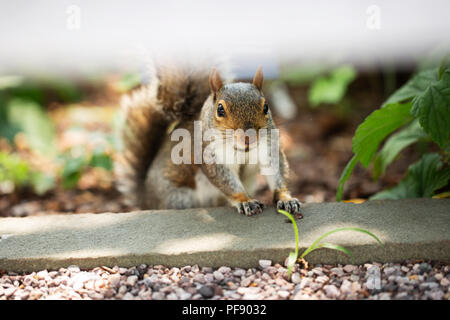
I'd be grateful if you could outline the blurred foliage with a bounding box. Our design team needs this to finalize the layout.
[6,98,56,155]
[114,73,141,93]
[371,153,450,200]
[337,63,450,201]
[0,152,55,195]
[59,147,113,190]
[279,64,357,108]
[0,75,115,195]
[308,65,357,107]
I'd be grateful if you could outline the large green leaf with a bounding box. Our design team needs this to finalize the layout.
[336,155,359,201]
[373,120,427,180]
[411,70,450,148]
[353,102,414,167]
[7,98,56,155]
[308,65,356,107]
[382,68,439,107]
[61,155,86,189]
[371,153,450,200]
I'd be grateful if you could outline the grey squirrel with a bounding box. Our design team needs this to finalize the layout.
[115,62,301,216]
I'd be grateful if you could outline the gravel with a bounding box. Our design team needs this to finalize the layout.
[0,260,448,300]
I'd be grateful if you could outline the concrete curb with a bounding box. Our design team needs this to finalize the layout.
[0,199,449,272]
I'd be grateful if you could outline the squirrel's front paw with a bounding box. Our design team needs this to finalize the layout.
[276,198,302,214]
[235,200,264,216]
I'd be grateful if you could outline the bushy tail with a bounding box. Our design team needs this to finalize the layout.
[115,61,223,207]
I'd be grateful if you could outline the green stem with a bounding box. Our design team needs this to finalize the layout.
[278,210,299,258]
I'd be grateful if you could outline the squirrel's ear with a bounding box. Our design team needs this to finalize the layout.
[209,68,223,98]
[252,66,264,90]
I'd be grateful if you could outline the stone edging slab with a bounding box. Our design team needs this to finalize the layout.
[0,199,449,272]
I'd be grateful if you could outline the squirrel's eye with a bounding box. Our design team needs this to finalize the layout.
[263,103,269,115]
[217,103,225,117]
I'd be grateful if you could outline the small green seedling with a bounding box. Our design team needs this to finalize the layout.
[278,209,383,279]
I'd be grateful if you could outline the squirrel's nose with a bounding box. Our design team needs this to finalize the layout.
[236,132,257,148]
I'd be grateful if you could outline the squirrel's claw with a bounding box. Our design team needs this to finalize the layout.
[235,200,264,216]
[276,198,302,215]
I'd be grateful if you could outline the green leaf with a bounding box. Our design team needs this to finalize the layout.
[31,172,55,195]
[353,102,414,167]
[0,152,30,186]
[411,70,450,148]
[336,155,359,201]
[308,65,356,106]
[116,73,142,92]
[382,68,439,107]
[301,227,382,259]
[0,75,24,90]
[278,209,299,256]
[279,64,329,85]
[373,120,427,180]
[286,252,297,279]
[61,155,86,189]
[314,243,353,259]
[89,150,113,171]
[370,153,450,200]
[6,98,56,155]
[278,209,300,279]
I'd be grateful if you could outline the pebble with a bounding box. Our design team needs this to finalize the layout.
[152,292,165,300]
[395,292,410,300]
[330,267,344,276]
[419,282,439,290]
[343,265,357,273]
[240,277,252,287]
[204,273,214,283]
[299,277,312,289]
[378,292,391,300]
[383,267,396,276]
[126,275,138,287]
[213,271,224,281]
[340,279,352,294]
[0,260,447,300]
[291,273,301,284]
[243,293,261,300]
[233,269,246,277]
[350,274,360,282]
[199,285,215,299]
[258,260,272,269]
[193,273,205,284]
[278,290,290,299]
[419,263,432,274]
[218,266,231,274]
[434,273,443,281]
[315,276,329,284]
[68,265,80,273]
[109,274,121,288]
[324,285,340,298]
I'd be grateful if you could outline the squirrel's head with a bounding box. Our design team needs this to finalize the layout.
[208,67,270,151]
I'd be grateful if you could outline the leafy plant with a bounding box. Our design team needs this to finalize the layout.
[308,65,357,107]
[0,152,55,195]
[59,147,113,189]
[337,64,450,201]
[278,209,382,279]
[278,64,357,108]
[6,98,57,155]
